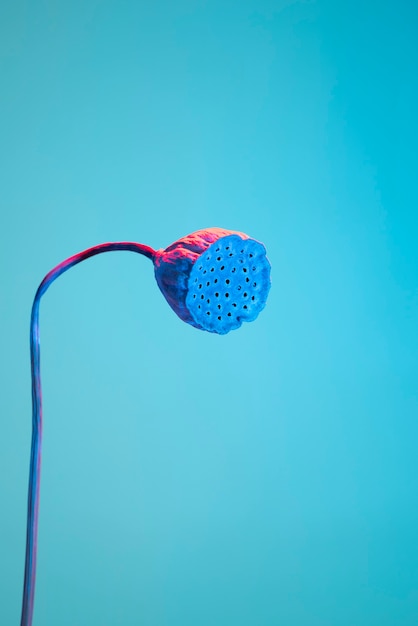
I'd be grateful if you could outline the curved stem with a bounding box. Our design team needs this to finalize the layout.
[21,242,156,626]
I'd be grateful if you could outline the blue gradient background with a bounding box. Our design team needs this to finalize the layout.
[1,1,417,625]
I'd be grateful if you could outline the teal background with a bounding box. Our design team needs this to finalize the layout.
[1,1,417,625]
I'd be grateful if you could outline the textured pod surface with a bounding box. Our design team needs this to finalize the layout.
[186,234,271,334]
[154,227,271,334]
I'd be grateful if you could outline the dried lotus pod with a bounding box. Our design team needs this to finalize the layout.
[21,226,271,626]
[153,227,271,334]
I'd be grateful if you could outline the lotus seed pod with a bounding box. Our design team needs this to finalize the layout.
[153,227,271,334]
